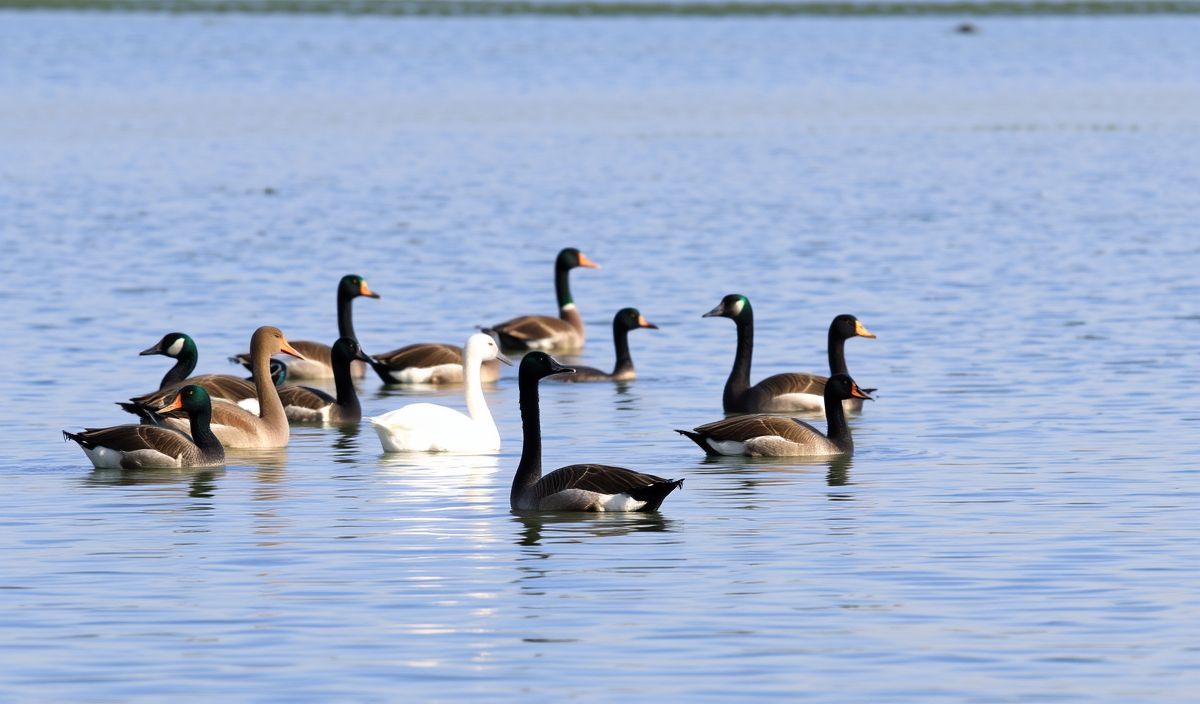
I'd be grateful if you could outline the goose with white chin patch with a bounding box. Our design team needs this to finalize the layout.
[677,374,872,457]
[704,294,877,416]
[483,247,599,353]
[368,333,510,453]
[510,351,683,512]
[120,332,270,419]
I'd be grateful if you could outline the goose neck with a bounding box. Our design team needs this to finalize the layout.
[187,402,223,458]
[512,373,544,506]
[724,313,754,412]
[336,287,357,340]
[824,388,853,453]
[828,326,849,376]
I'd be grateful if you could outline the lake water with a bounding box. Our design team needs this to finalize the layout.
[2,9,1199,701]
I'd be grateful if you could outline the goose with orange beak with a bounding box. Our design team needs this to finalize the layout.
[484,248,599,353]
[548,307,658,382]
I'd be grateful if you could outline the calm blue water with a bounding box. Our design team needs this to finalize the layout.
[1,10,1199,702]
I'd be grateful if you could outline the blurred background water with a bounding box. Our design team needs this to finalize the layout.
[1,9,1198,702]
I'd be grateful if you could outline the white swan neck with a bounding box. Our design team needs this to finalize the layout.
[462,347,498,440]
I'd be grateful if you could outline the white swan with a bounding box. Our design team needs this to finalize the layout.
[369,333,510,453]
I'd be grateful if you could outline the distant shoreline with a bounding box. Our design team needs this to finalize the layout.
[4,0,1200,17]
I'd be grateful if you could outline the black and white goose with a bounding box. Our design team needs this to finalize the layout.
[231,274,379,380]
[64,385,225,469]
[677,374,872,457]
[484,248,599,353]
[139,332,198,389]
[510,352,683,512]
[704,294,876,415]
[278,337,371,422]
[548,307,657,383]
[121,332,271,420]
[367,342,502,385]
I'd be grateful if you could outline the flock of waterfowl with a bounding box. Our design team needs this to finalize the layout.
[63,248,877,513]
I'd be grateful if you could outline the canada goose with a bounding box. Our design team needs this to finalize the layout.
[278,337,372,422]
[64,385,224,469]
[230,274,378,379]
[368,333,510,452]
[548,308,657,382]
[367,342,502,385]
[139,332,198,389]
[704,295,876,415]
[157,326,304,449]
[677,374,872,457]
[484,248,599,353]
[510,352,683,512]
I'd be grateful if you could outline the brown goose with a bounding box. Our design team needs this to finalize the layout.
[704,295,876,415]
[230,274,379,380]
[278,337,371,422]
[64,385,224,469]
[367,342,502,385]
[158,326,304,449]
[510,352,683,512]
[485,248,599,353]
[678,374,872,457]
[548,308,657,382]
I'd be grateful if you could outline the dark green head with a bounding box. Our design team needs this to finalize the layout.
[825,373,874,402]
[338,274,380,300]
[331,336,372,366]
[140,332,196,359]
[156,384,213,416]
[702,294,751,321]
[555,248,600,272]
[615,307,658,332]
[519,351,575,382]
[830,314,877,341]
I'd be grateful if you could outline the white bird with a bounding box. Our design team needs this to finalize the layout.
[369,333,511,453]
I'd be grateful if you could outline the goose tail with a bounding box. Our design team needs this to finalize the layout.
[629,479,684,511]
[675,429,719,456]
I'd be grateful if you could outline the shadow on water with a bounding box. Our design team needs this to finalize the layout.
[81,466,225,498]
[511,511,674,547]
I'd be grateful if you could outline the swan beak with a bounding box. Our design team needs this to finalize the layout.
[638,315,658,329]
[139,342,163,356]
[497,354,514,366]
[279,339,307,360]
[577,253,600,269]
[157,393,185,414]
[359,281,381,299]
[702,303,724,318]
[850,384,873,400]
[855,320,877,339]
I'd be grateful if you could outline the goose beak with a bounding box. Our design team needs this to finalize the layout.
[702,303,724,318]
[157,393,185,414]
[354,348,373,363]
[850,384,873,400]
[638,315,658,329]
[497,354,514,366]
[855,320,877,339]
[577,253,600,269]
[547,357,575,376]
[139,343,162,356]
[279,339,307,360]
[359,282,381,299]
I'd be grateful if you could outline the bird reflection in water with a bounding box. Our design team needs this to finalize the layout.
[82,466,225,499]
[512,511,673,547]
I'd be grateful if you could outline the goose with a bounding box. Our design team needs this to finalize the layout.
[278,337,372,422]
[139,332,198,389]
[230,274,379,380]
[155,326,304,449]
[510,351,684,512]
[677,374,872,457]
[484,248,599,353]
[703,294,876,415]
[64,385,224,469]
[368,333,510,453]
[367,342,502,385]
[548,308,657,382]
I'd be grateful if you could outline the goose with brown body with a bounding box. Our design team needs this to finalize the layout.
[510,352,683,512]
[678,374,872,457]
[367,342,502,385]
[230,275,379,380]
[484,248,599,353]
[548,308,657,382]
[159,326,304,449]
[64,385,225,469]
[704,295,876,416]
[278,337,372,422]
[120,332,269,419]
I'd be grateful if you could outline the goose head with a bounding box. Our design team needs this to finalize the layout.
[252,326,306,359]
[520,351,575,381]
[338,274,380,300]
[616,307,658,332]
[556,248,600,271]
[831,314,876,340]
[156,384,213,415]
[140,332,195,359]
[826,373,873,402]
[465,332,513,365]
[702,293,751,321]
[331,337,373,368]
